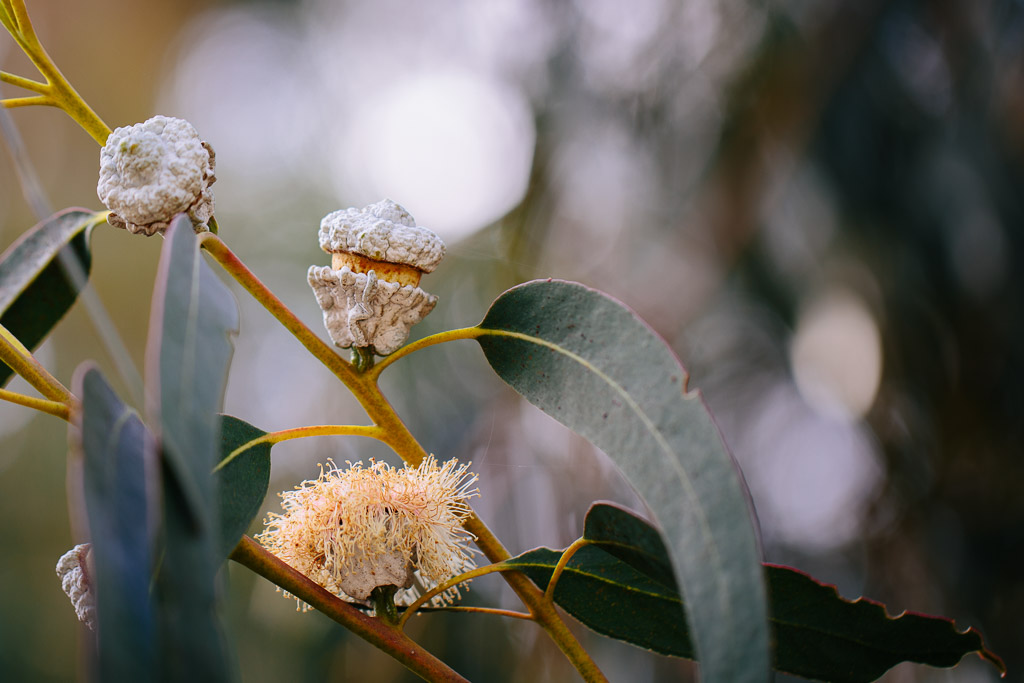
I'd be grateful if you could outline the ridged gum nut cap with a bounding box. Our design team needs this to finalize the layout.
[318,199,446,273]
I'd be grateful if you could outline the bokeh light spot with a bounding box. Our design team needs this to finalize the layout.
[791,289,882,421]
[334,69,535,241]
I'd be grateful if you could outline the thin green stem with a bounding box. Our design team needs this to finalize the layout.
[0,1,17,35]
[398,562,516,630]
[371,585,400,625]
[28,52,110,144]
[0,0,110,144]
[0,323,74,404]
[351,346,375,373]
[544,538,592,603]
[0,70,48,94]
[8,0,35,44]
[369,327,483,379]
[0,387,69,420]
[230,536,469,683]
[409,605,534,621]
[2,94,52,108]
[214,424,386,472]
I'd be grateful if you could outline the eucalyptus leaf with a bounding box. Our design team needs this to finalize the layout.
[215,415,271,559]
[509,545,694,658]
[73,363,157,681]
[146,216,239,682]
[502,503,1005,682]
[0,208,99,386]
[475,279,768,683]
[767,563,1004,682]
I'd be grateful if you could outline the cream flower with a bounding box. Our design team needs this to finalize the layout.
[308,200,445,355]
[97,115,216,235]
[256,456,478,610]
[55,544,96,630]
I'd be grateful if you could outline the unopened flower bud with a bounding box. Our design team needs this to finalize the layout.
[55,544,96,630]
[97,115,216,236]
[308,200,445,355]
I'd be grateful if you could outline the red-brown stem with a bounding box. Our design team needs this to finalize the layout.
[230,536,469,683]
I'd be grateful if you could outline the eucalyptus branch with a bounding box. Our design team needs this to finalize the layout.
[0,387,70,420]
[230,536,470,683]
[214,423,387,471]
[0,0,110,144]
[198,233,606,680]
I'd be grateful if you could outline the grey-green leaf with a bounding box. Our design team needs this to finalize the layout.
[215,415,271,559]
[73,363,157,681]
[0,208,99,386]
[146,215,239,682]
[476,279,769,683]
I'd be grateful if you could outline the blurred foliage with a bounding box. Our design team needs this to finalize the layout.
[2,0,1022,681]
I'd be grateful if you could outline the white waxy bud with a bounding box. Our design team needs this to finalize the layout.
[97,115,216,236]
[308,200,445,355]
[55,544,96,630]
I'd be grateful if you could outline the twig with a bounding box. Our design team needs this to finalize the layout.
[0,388,70,420]
[214,423,387,471]
[230,536,470,683]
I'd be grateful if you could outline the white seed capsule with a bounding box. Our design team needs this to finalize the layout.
[309,200,445,355]
[55,544,96,630]
[97,115,216,236]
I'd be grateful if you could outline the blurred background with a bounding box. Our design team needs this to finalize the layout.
[2,0,1022,681]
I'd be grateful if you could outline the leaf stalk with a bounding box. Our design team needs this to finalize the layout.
[0,387,69,419]
[214,423,387,472]
[0,322,74,405]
